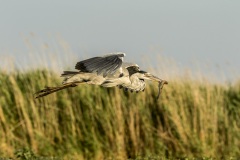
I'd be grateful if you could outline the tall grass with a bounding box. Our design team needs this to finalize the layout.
[0,68,239,159]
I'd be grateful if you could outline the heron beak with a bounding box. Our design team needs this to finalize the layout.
[145,73,168,84]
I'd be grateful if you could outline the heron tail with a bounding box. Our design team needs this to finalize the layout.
[34,83,77,99]
[61,71,79,77]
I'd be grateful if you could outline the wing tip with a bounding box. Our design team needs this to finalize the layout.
[75,62,85,70]
[103,52,126,58]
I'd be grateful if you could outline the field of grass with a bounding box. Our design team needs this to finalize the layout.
[0,66,239,159]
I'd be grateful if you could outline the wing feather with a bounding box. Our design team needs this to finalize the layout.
[75,52,125,77]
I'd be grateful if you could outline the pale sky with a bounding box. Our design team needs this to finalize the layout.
[0,1,239,81]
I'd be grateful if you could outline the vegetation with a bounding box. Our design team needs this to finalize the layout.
[0,69,239,160]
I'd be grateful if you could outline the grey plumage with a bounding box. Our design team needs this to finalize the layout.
[34,52,168,99]
[75,53,124,77]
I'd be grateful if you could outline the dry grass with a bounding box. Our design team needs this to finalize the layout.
[0,69,239,159]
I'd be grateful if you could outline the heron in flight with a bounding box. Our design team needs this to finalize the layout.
[35,52,168,99]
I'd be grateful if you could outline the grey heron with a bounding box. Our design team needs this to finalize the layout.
[35,52,168,99]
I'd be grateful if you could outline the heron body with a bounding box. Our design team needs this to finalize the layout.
[35,52,167,98]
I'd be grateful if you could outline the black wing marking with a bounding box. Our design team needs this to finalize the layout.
[75,53,124,77]
[126,65,140,76]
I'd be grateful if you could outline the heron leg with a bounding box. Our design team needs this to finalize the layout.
[34,83,79,99]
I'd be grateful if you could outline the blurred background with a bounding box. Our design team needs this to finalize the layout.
[0,0,239,80]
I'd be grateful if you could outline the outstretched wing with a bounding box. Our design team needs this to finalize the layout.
[75,52,125,77]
